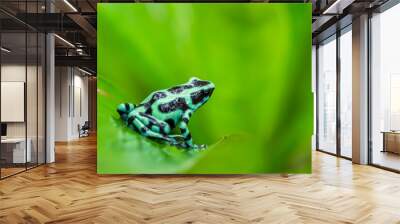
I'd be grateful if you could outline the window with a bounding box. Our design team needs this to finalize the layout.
[317,36,337,154]
[339,28,352,158]
[0,2,46,179]
[371,3,400,171]
[312,46,317,151]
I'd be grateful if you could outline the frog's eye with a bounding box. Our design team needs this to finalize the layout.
[189,77,199,83]
[192,79,209,87]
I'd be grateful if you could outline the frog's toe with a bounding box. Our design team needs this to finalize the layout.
[169,142,206,150]
[191,144,207,150]
[117,103,136,121]
[198,144,207,149]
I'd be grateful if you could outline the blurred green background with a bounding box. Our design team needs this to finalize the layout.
[97,3,312,174]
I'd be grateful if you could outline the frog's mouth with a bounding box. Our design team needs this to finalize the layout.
[204,88,214,98]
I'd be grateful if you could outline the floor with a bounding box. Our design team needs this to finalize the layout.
[0,167,25,178]
[0,136,400,223]
[1,163,43,178]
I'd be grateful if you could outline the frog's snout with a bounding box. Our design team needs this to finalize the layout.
[209,83,215,93]
[206,83,215,98]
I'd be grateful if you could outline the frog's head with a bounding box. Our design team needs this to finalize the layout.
[117,103,136,121]
[188,77,215,111]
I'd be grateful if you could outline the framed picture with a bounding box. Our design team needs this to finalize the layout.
[98,3,312,174]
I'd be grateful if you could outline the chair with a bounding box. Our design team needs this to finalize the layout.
[79,121,90,138]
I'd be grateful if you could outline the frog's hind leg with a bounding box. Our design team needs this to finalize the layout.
[127,114,178,145]
[137,112,172,136]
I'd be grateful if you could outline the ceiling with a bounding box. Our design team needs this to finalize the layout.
[0,0,393,73]
[1,0,97,73]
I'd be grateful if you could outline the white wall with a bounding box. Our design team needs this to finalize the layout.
[72,73,89,138]
[55,67,89,141]
[1,63,46,164]
[1,65,38,137]
[55,66,69,141]
[1,65,27,140]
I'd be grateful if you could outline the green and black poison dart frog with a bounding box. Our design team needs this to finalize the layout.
[117,77,215,149]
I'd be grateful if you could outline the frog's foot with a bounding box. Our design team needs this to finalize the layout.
[175,142,207,150]
[193,144,207,150]
[117,103,136,121]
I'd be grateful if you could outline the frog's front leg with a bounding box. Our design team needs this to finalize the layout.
[126,112,178,145]
[117,103,136,121]
[177,111,206,149]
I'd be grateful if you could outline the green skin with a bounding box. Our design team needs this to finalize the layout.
[117,77,215,149]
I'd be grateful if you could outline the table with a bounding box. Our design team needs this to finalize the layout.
[1,138,31,163]
[382,131,400,154]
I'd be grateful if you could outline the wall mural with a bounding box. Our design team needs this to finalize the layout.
[97,3,312,174]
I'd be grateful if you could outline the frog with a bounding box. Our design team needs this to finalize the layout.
[117,77,215,149]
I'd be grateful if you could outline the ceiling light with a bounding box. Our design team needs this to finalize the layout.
[322,0,354,15]
[54,34,75,48]
[1,47,11,53]
[63,0,78,12]
[323,0,343,14]
[78,67,93,76]
[76,48,85,56]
